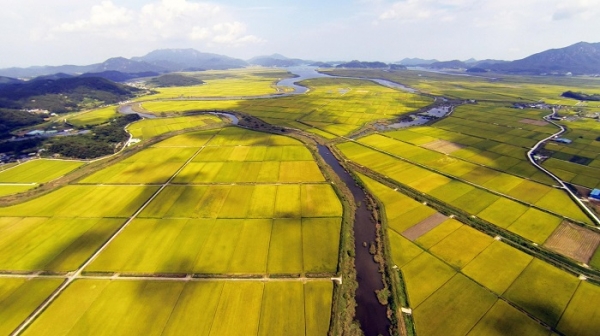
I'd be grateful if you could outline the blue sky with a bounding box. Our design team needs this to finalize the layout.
[1,0,600,68]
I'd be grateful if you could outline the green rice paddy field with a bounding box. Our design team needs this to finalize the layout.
[127,115,222,140]
[0,126,341,335]
[68,106,120,126]
[359,174,600,336]
[0,159,85,197]
[138,77,432,137]
[136,68,293,101]
[0,159,84,184]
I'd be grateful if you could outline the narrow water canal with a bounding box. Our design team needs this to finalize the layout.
[318,145,390,336]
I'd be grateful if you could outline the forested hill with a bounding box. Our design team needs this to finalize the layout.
[488,42,600,75]
[0,77,139,113]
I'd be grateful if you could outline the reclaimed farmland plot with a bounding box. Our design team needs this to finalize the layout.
[543,221,600,264]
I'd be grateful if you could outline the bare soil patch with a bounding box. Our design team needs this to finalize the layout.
[422,140,466,154]
[403,212,448,241]
[544,221,600,263]
[519,119,549,126]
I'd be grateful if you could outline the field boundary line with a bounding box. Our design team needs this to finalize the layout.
[0,272,335,282]
[555,280,583,329]
[462,296,498,336]
[205,282,227,336]
[9,134,216,336]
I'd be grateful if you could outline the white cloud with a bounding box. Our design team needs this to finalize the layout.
[54,1,132,33]
[212,22,265,45]
[379,0,438,21]
[553,0,600,21]
[50,0,264,46]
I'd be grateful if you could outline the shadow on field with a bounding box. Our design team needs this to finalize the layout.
[489,300,561,335]
[0,225,118,274]
[157,255,197,275]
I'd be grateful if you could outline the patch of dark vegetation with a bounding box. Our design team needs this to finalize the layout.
[466,67,488,73]
[562,91,600,101]
[0,77,139,113]
[569,155,594,166]
[0,138,43,156]
[149,74,205,87]
[79,71,160,83]
[48,114,140,159]
[552,152,573,161]
[0,109,45,138]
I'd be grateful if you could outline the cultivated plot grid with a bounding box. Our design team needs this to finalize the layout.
[360,174,600,336]
[0,127,343,336]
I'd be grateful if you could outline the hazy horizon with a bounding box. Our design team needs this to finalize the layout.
[2,0,600,68]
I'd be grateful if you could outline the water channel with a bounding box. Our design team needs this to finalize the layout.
[279,66,418,94]
[318,145,390,336]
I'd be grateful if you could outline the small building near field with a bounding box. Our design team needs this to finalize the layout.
[590,189,600,201]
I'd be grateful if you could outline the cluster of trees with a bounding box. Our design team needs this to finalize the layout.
[48,114,140,159]
[0,138,42,155]
[0,109,45,138]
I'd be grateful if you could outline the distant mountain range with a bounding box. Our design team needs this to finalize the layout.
[336,60,406,70]
[0,49,250,79]
[247,54,310,67]
[398,42,600,75]
[1,42,600,80]
[398,58,439,66]
[132,49,248,71]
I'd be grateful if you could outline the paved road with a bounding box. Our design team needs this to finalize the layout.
[526,109,600,226]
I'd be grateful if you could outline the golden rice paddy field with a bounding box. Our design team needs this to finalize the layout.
[0,126,342,335]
